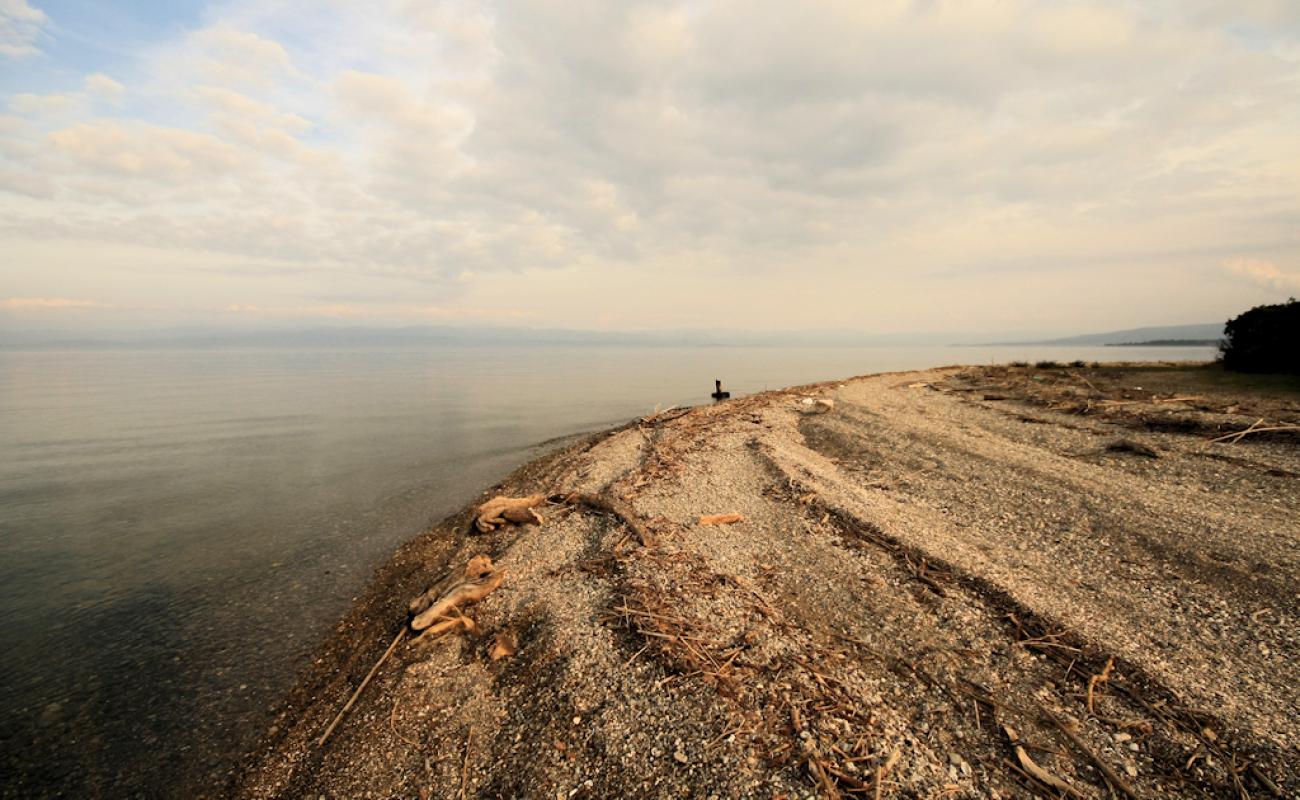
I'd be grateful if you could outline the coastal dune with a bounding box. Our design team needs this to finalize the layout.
[236,365,1298,799]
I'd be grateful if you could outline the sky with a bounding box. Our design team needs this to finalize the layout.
[1,0,1299,338]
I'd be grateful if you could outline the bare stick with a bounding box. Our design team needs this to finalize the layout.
[459,726,473,800]
[1087,656,1114,713]
[1038,703,1141,800]
[561,492,655,546]
[1209,418,1264,444]
[1209,424,1300,444]
[874,749,900,800]
[319,627,407,747]
[1003,724,1084,799]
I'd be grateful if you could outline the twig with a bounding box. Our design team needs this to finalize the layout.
[319,627,408,746]
[1038,702,1141,800]
[1087,656,1114,713]
[874,749,900,800]
[1248,763,1282,797]
[390,695,422,747]
[809,756,842,800]
[1003,723,1084,799]
[1209,423,1300,444]
[459,726,473,800]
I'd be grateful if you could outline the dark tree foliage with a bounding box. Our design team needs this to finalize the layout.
[1220,298,1300,374]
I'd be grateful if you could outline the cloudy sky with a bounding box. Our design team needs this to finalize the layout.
[1,0,1298,337]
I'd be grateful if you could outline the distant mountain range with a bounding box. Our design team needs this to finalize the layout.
[985,323,1224,347]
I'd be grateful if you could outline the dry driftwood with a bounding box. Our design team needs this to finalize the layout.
[474,494,545,533]
[1002,723,1083,798]
[698,512,745,526]
[409,554,506,631]
[560,492,655,546]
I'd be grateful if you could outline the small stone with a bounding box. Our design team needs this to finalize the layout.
[572,716,581,726]
[1125,764,1138,778]
[1114,732,1131,743]
[673,750,688,764]
[1129,743,1140,752]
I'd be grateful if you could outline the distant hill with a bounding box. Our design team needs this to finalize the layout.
[993,323,1224,347]
[1105,339,1220,347]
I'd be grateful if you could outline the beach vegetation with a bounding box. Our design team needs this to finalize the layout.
[1220,298,1299,374]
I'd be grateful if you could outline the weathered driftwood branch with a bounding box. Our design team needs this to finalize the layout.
[559,492,655,546]
[474,494,545,533]
[319,627,408,747]
[409,554,506,630]
[698,513,744,526]
[1002,723,1083,799]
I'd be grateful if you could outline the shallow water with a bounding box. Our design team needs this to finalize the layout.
[0,344,1213,797]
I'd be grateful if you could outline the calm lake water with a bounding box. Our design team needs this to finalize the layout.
[0,344,1214,797]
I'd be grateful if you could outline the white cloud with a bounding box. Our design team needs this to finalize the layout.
[1224,258,1300,293]
[2,296,100,309]
[48,121,247,181]
[186,24,298,86]
[0,0,45,58]
[84,73,125,97]
[8,92,76,115]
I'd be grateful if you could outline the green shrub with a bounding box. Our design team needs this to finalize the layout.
[1009,361,1029,367]
[1220,298,1299,374]
[1069,360,1086,368]
[1035,360,1062,369]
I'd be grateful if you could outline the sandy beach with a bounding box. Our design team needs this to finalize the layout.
[233,363,1298,799]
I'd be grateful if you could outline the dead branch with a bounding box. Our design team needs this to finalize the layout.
[413,614,477,642]
[459,727,473,800]
[474,494,545,533]
[1038,702,1141,800]
[1248,763,1282,797]
[560,492,655,546]
[1087,656,1114,713]
[875,749,900,800]
[1208,422,1300,444]
[698,512,745,526]
[410,555,506,631]
[319,627,408,747]
[1002,723,1083,799]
